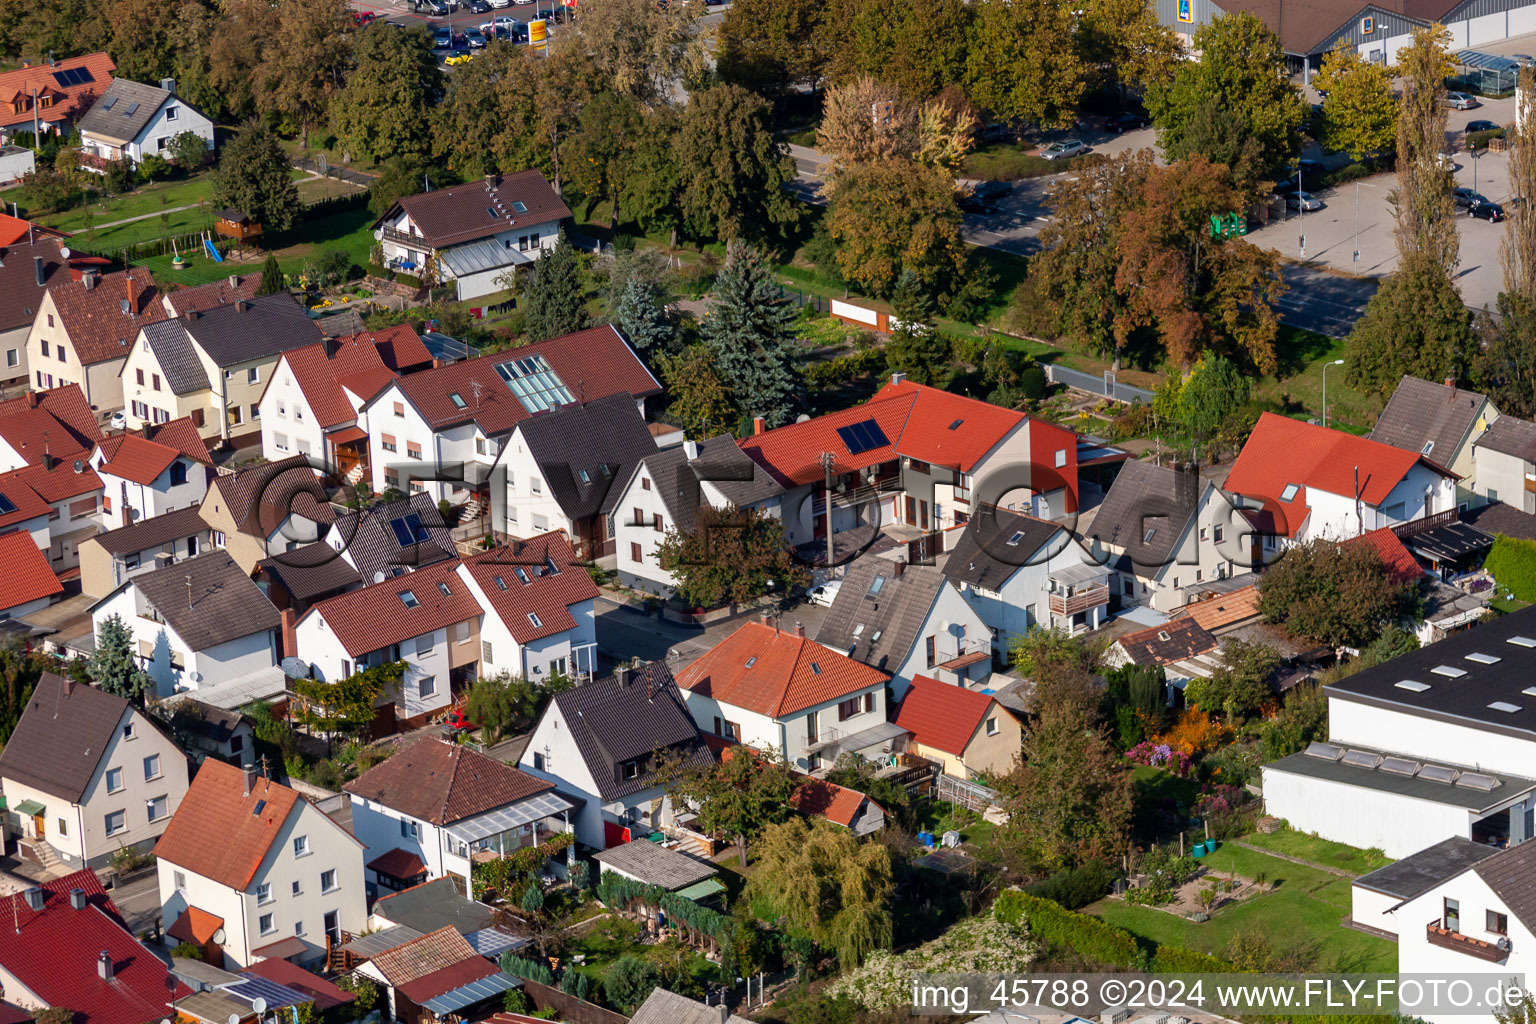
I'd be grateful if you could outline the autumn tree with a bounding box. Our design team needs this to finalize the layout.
[1075,0,1182,98]
[717,0,829,99]
[675,84,800,244]
[660,746,799,865]
[207,0,276,122]
[817,78,976,179]
[1505,64,1536,301]
[655,505,810,608]
[552,0,701,103]
[658,345,736,438]
[330,22,442,162]
[700,242,799,426]
[250,0,351,145]
[433,45,570,180]
[1257,539,1424,648]
[1313,40,1397,161]
[820,0,971,98]
[1393,24,1459,272]
[827,159,967,299]
[212,121,303,231]
[966,0,1087,130]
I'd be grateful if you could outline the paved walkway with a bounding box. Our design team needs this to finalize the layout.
[1229,839,1356,878]
[92,202,201,230]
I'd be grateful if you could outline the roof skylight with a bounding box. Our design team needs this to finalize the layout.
[1395,679,1431,692]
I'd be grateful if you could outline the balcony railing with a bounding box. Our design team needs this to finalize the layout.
[1426,920,1510,962]
[1390,507,1459,541]
[937,638,993,672]
[380,225,427,247]
[1050,581,1111,615]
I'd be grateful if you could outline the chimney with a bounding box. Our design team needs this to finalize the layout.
[97,950,113,981]
[22,888,43,912]
[160,78,176,96]
[683,439,699,460]
[484,173,497,187]
[236,299,251,313]
[894,556,906,578]
[242,763,259,797]
[1445,377,1455,389]
[794,621,805,638]
[760,612,772,626]
[752,417,766,436]
[83,269,97,290]
[717,1006,729,1024]
[184,309,199,323]
[280,608,297,660]
[68,888,86,911]
[891,372,907,385]
[125,271,135,312]
[33,256,43,288]
[25,392,38,409]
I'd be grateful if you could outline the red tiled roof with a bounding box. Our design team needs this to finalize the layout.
[153,760,302,890]
[281,341,395,430]
[167,905,223,945]
[161,273,260,316]
[460,533,599,644]
[894,675,997,757]
[47,267,165,367]
[333,324,433,374]
[0,530,62,612]
[368,848,428,879]
[1113,618,1219,666]
[240,959,356,1012]
[740,394,910,486]
[0,384,103,465]
[789,777,872,828]
[344,737,553,826]
[93,433,182,485]
[0,869,189,1024]
[1224,414,1456,538]
[872,378,1026,471]
[0,467,60,529]
[675,620,890,718]
[303,559,482,657]
[10,458,102,503]
[137,417,214,466]
[0,214,69,247]
[367,926,482,987]
[386,326,659,434]
[0,54,116,131]
[1348,526,1425,584]
[396,956,501,1004]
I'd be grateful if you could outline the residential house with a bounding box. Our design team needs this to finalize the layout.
[154,760,367,969]
[0,529,64,619]
[0,672,190,869]
[1470,415,1536,512]
[0,383,104,471]
[1349,836,1499,940]
[89,550,285,706]
[0,54,116,142]
[0,234,69,389]
[675,619,898,773]
[361,325,659,507]
[367,876,496,942]
[75,77,213,169]
[499,392,657,558]
[344,737,576,898]
[815,556,992,700]
[518,661,714,848]
[944,508,1109,648]
[1371,375,1499,506]
[787,776,886,836]
[454,533,600,683]
[1101,618,1222,692]
[254,543,364,614]
[894,674,1021,779]
[1224,412,1460,550]
[612,434,786,595]
[373,170,572,300]
[199,456,335,573]
[79,506,210,598]
[123,293,325,443]
[293,558,482,724]
[1261,606,1536,857]
[0,454,107,571]
[0,870,191,1024]
[351,925,518,1024]
[259,326,432,478]
[629,988,755,1024]
[164,699,255,766]
[28,266,165,412]
[1087,459,1253,612]
[319,492,458,582]
[90,417,214,525]
[160,273,261,317]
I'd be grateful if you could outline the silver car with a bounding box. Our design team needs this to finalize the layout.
[1286,191,1324,212]
[1041,140,1088,161]
[1445,91,1479,110]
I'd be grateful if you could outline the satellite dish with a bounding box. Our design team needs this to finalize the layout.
[280,656,309,678]
[59,246,71,259]
[211,927,225,944]
[252,998,267,1015]
[73,459,83,474]
[187,670,202,683]
[373,571,386,584]
[128,507,140,520]
[229,1014,241,1024]
[796,413,810,423]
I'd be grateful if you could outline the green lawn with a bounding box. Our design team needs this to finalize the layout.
[961,144,1100,181]
[1239,828,1393,875]
[1252,325,1379,433]
[35,173,221,234]
[143,206,377,287]
[1491,596,1531,615]
[1088,844,1397,972]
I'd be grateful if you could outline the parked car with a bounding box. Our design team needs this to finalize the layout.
[1108,111,1148,134]
[350,10,376,25]
[441,709,477,734]
[445,49,474,64]
[465,27,487,47]
[1454,186,1489,209]
[1437,152,1456,171]
[1041,139,1088,160]
[487,0,513,8]
[1466,119,1501,133]
[1286,191,1323,211]
[959,195,1000,215]
[1296,159,1327,179]
[432,25,453,47]
[807,580,843,607]
[1471,200,1506,222]
[973,180,1012,201]
[419,0,453,13]
[1271,178,1300,197]
[465,0,491,10]
[108,411,126,431]
[1446,91,1479,110]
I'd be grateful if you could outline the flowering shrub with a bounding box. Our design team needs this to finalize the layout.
[1125,741,1192,776]
[828,916,1036,1010]
[1195,784,1257,839]
[1155,709,1232,755]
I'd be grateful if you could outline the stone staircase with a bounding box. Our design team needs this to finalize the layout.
[459,497,484,523]
[22,839,63,875]
[345,462,366,485]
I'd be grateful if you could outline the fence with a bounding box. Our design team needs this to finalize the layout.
[522,980,628,1024]
[934,772,1002,814]
[1044,364,1155,404]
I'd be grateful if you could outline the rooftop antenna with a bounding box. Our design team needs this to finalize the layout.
[185,574,193,608]
[471,379,483,409]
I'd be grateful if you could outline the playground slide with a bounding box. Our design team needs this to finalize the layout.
[204,239,224,263]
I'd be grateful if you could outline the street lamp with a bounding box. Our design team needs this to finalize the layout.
[1322,358,1344,429]
[1353,181,1378,268]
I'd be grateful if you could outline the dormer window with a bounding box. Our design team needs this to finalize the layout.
[621,759,640,780]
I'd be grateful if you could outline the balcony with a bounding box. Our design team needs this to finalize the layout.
[380,225,428,247]
[1050,581,1111,616]
[937,638,993,673]
[1426,920,1510,962]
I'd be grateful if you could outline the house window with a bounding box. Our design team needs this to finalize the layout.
[293,835,310,857]
[652,513,662,532]
[1489,910,1509,935]
[416,633,434,656]
[400,819,420,840]
[621,759,640,780]
[259,913,275,935]
[124,553,140,571]
[136,369,145,385]
[132,400,149,419]
[419,675,436,698]
[321,869,337,893]
[247,367,260,385]
[457,620,471,644]
[532,514,547,531]
[381,434,398,452]
[1445,898,1460,931]
[174,871,186,893]
[838,697,862,721]
[482,641,493,664]
[46,314,52,328]
[143,754,161,780]
[105,810,125,835]
[38,339,45,357]
[294,920,305,936]
[531,476,542,494]
[228,405,244,426]
[925,635,936,668]
[476,437,486,455]
[864,693,875,714]
[57,818,67,836]
[641,477,651,491]
[152,373,161,391]
[399,590,420,609]
[986,716,999,736]
[533,752,546,771]
[528,612,543,627]
[123,722,135,740]
[292,880,302,896]
[257,882,273,905]
[165,106,177,120]
[406,442,422,460]
[393,402,404,417]
[5,350,15,368]
[1054,449,1067,468]
[633,506,644,527]
[169,462,187,486]
[106,767,124,793]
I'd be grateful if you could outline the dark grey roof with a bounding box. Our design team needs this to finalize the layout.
[1088,460,1201,571]
[142,320,212,395]
[130,550,282,649]
[169,699,251,745]
[1405,521,1492,563]
[1369,375,1489,462]
[517,393,657,520]
[327,493,456,584]
[1354,837,1498,900]
[1475,415,1536,464]
[942,509,1064,590]
[89,505,209,556]
[76,78,174,143]
[634,435,783,535]
[1265,742,1536,812]
[593,839,719,890]
[316,309,367,339]
[181,293,323,368]
[815,558,948,673]
[0,673,132,802]
[547,662,711,801]
[373,877,494,935]
[257,543,363,602]
[630,989,753,1024]
[1325,604,1536,739]
[1464,501,1536,542]
[1474,838,1536,931]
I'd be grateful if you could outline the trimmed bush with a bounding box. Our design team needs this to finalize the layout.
[993,891,1139,967]
[1024,860,1121,910]
[803,347,887,387]
[1466,128,1506,151]
[1486,533,1536,602]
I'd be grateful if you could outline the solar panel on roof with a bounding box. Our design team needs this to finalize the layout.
[390,514,427,546]
[493,353,574,413]
[835,418,890,455]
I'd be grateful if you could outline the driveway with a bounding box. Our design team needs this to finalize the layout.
[108,869,164,936]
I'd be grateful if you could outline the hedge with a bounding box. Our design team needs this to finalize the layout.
[500,953,556,985]
[993,891,1140,968]
[803,347,886,387]
[1485,533,1536,602]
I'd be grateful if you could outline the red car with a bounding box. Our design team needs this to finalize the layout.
[351,11,377,26]
[442,710,476,734]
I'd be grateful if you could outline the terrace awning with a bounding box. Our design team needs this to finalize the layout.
[443,791,575,844]
[418,972,521,1015]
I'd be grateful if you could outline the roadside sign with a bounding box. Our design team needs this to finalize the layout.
[530,18,547,44]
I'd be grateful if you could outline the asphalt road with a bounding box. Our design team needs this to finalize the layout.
[109,869,164,937]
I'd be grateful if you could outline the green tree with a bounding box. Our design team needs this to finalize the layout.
[675,84,800,245]
[330,23,441,162]
[826,158,967,300]
[1477,293,1536,418]
[562,90,643,226]
[821,0,970,98]
[434,45,556,180]
[212,120,302,231]
[1183,637,1280,721]
[966,0,1087,130]
[700,241,799,426]
[250,0,352,145]
[614,276,675,356]
[463,672,521,744]
[885,269,952,386]
[521,880,545,916]
[1076,0,1182,98]
[658,344,737,438]
[502,988,533,1015]
[522,233,589,342]
[290,662,404,742]
[603,955,661,1014]
[717,0,829,98]
[1007,626,1100,679]
[1313,40,1397,161]
[1505,64,1536,301]
[168,131,209,171]
[554,0,700,103]
[655,505,810,609]
[1344,250,1477,396]
[1392,24,1459,272]
[258,253,285,296]
[1178,354,1252,439]
[368,156,444,219]
[91,614,152,707]
[1145,13,1305,190]
[746,817,894,968]
[661,746,798,866]
[335,975,379,1015]
[1258,539,1424,647]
